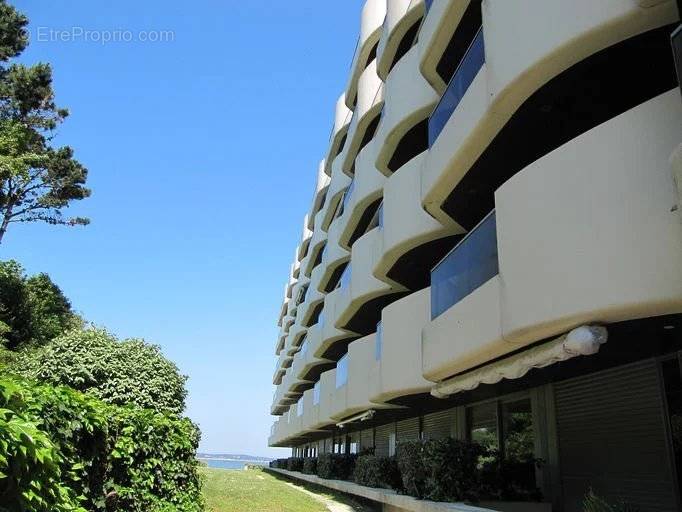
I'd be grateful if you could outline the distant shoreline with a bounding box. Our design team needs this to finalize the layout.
[197,457,269,463]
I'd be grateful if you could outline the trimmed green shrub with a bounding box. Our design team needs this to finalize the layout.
[316,453,357,480]
[11,327,188,414]
[269,459,288,469]
[396,441,427,498]
[302,457,317,475]
[286,457,304,472]
[421,437,485,502]
[353,455,402,490]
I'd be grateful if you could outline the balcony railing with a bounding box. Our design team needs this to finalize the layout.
[297,399,303,417]
[299,335,308,357]
[339,263,352,291]
[313,381,321,405]
[431,211,498,319]
[673,25,681,95]
[424,0,434,13]
[342,179,355,214]
[428,27,485,146]
[375,321,383,361]
[336,354,349,388]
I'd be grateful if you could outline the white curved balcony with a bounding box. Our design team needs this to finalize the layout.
[275,330,285,356]
[342,61,385,175]
[283,404,304,444]
[423,91,682,383]
[335,227,405,330]
[302,214,329,278]
[374,153,461,281]
[321,157,353,231]
[325,94,353,175]
[316,287,357,359]
[338,140,386,250]
[377,0,425,80]
[293,330,332,382]
[331,335,386,421]
[297,265,326,327]
[309,160,331,228]
[369,288,432,402]
[281,315,295,336]
[301,386,332,433]
[420,0,678,222]
[277,292,288,328]
[287,322,308,356]
[375,45,438,175]
[289,275,310,318]
[317,217,351,294]
[317,368,338,429]
[345,0,387,110]
[298,215,313,261]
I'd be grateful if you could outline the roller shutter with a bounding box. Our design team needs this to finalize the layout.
[360,428,374,451]
[423,409,456,440]
[397,417,420,442]
[375,422,394,457]
[554,359,678,512]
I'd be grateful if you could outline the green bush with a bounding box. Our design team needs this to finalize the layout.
[583,489,640,512]
[316,453,356,480]
[396,441,427,498]
[11,327,188,414]
[269,459,288,469]
[421,438,485,502]
[479,452,542,502]
[302,457,317,475]
[353,455,402,490]
[286,457,304,472]
[0,374,203,512]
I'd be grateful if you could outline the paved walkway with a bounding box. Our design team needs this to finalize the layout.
[283,480,371,512]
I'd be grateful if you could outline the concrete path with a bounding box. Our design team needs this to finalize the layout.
[283,480,371,512]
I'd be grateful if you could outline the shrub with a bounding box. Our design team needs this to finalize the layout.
[396,441,427,498]
[0,374,203,512]
[270,459,288,469]
[316,453,357,480]
[302,457,317,475]
[479,452,542,502]
[11,327,188,414]
[353,455,402,490]
[583,489,640,512]
[421,437,485,502]
[286,457,304,472]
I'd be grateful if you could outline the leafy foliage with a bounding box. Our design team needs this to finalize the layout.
[352,455,402,490]
[583,489,640,512]
[0,374,203,512]
[0,0,90,244]
[11,327,188,414]
[315,454,356,481]
[0,260,77,349]
[286,457,303,472]
[302,457,317,475]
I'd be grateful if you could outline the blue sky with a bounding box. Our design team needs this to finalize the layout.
[5,0,364,458]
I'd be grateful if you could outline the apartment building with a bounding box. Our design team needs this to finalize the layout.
[269,1,682,510]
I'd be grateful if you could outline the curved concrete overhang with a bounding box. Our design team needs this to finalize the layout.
[338,141,386,250]
[374,153,461,281]
[418,0,474,94]
[377,0,425,80]
[299,266,326,327]
[309,160,331,228]
[343,60,385,175]
[298,215,313,262]
[303,217,329,278]
[321,158,353,231]
[375,45,438,175]
[325,94,353,175]
[420,0,679,224]
[317,217,351,294]
[345,0,387,110]
[316,287,358,358]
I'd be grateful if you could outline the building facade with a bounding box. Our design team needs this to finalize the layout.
[269,1,682,511]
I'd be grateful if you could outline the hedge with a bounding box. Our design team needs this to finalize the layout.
[316,453,357,480]
[353,455,402,490]
[286,457,304,472]
[302,457,317,475]
[0,374,203,512]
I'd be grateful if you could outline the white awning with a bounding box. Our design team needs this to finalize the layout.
[431,325,608,399]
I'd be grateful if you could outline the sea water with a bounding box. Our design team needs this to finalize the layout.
[199,459,268,470]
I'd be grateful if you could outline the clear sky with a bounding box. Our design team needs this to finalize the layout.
[5,0,365,458]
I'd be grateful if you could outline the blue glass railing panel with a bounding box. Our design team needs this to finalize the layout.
[431,211,498,319]
[375,321,383,361]
[339,263,352,291]
[424,0,434,13]
[336,354,349,388]
[428,28,485,146]
[313,381,320,405]
[342,179,355,214]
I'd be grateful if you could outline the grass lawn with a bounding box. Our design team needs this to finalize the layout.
[201,467,369,512]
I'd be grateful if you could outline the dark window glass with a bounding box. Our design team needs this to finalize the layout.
[662,357,682,494]
[468,402,499,452]
[429,28,485,146]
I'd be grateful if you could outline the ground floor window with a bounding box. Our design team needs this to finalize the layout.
[467,396,536,488]
[661,355,682,496]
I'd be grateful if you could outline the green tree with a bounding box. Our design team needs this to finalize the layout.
[0,0,90,244]
[12,327,189,414]
[0,260,76,349]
